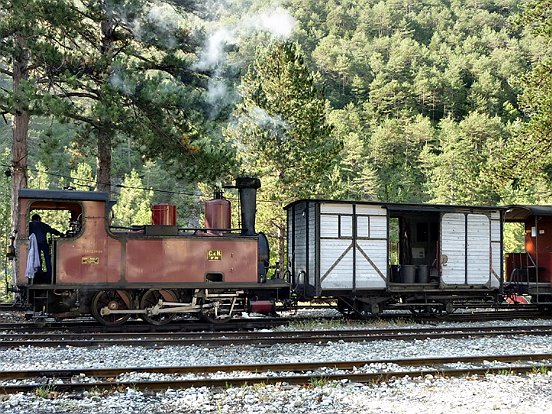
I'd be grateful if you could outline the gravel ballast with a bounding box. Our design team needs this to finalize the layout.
[2,373,552,413]
[1,316,552,413]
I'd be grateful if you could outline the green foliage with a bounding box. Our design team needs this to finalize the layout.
[140,160,201,228]
[325,104,380,200]
[421,112,506,204]
[70,163,95,191]
[28,162,70,233]
[112,170,154,227]
[369,115,433,202]
[503,222,525,253]
[308,376,329,388]
[232,42,341,199]
[28,162,50,191]
[493,0,552,202]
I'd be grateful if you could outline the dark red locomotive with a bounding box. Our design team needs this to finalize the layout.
[14,177,288,325]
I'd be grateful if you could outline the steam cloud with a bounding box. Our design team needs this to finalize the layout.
[194,5,296,117]
[195,7,296,71]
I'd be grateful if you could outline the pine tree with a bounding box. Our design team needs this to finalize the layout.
[37,1,235,192]
[70,163,95,191]
[0,0,78,234]
[112,169,154,227]
[226,41,341,266]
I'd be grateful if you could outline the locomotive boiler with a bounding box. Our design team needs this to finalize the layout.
[13,177,289,325]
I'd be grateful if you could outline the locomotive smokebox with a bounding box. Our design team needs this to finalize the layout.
[236,177,261,236]
[205,191,231,234]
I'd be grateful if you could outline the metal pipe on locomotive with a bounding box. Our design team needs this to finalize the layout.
[10,177,289,325]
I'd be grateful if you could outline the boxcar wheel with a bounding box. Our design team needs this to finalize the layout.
[91,290,131,326]
[140,289,177,325]
[337,298,354,316]
[409,304,442,315]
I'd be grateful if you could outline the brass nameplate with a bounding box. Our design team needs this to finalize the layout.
[82,257,99,265]
[208,250,222,261]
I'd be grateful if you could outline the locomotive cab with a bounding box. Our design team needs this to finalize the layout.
[15,190,110,314]
[16,190,110,287]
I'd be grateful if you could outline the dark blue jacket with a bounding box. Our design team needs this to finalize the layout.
[29,221,62,246]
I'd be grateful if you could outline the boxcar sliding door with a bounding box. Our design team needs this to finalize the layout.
[440,212,494,286]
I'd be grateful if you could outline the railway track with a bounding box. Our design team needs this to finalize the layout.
[1,324,552,348]
[1,353,551,394]
[0,308,548,334]
[0,317,291,334]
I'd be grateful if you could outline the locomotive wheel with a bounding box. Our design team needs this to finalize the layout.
[200,311,231,324]
[91,290,131,326]
[199,297,241,323]
[140,289,177,325]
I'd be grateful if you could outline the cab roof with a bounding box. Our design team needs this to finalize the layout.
[504,205,552,221]
[18,189,109,202]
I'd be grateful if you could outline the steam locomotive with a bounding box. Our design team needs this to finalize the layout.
[11,177,288,325]
[9,177,552,325]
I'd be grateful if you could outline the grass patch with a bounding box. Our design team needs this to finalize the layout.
[34,384,58,399]
[308,376,329,388]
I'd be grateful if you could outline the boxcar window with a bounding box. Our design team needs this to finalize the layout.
[357,215,370,238]
[320,215,339,238]
[339,215,353,238]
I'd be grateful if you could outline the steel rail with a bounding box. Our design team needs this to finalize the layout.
[1,325,552,348]
[1,359,551,394]
[2,323,552,339]
[1,353,551,381]
[0,310,547,333]
[0,318,291,333]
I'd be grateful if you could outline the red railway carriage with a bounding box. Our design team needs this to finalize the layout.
[504,206,552,306]
[14,178,288,325]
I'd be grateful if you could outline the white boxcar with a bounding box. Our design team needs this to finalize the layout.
[285,200,503,298]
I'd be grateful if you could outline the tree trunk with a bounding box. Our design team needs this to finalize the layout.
[9,32,30,286]
[96,128,112,193]
[94,18,116,194]
[10,32,29,235]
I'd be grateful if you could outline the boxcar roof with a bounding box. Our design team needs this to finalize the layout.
[284,199,503,213]
[19,189,109,202]
[504,205,552,221]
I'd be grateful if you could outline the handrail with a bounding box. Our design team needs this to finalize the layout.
[508,251,537,285]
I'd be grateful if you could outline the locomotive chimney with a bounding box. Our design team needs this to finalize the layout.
[235,176,261,236]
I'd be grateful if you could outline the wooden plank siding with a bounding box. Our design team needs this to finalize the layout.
[441,212,500,287]
[319,203,387,291]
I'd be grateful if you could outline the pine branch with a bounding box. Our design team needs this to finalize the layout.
[0,66,12,76]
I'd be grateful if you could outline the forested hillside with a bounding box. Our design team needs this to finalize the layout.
[0,0,551,268]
